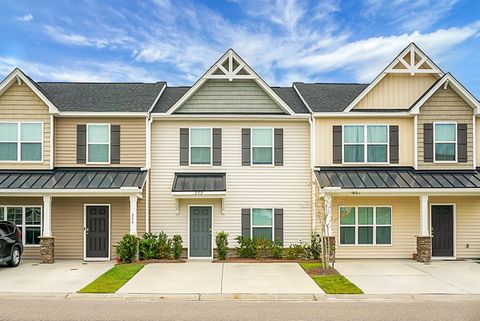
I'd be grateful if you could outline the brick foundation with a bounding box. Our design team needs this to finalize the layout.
[416,236,432,263]
[39,236,55,264]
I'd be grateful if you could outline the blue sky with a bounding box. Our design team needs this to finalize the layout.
[1,0,479,96]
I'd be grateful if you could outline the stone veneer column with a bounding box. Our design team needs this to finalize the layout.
[39,236,55,264]
[416,236,432,263]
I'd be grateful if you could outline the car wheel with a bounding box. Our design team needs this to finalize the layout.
[7,247,21,267]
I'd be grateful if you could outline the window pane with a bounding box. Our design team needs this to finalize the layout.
[0,123,17,141]
[358,207,373,225]
[435,123,455,142]
[191,147,211,164]
[358,227,373,244]
[252,208,272,226]
[376,227,391,244]
[21,143,41,161]
[252,227,272,241]
[340,227,355,244]
[88,125,109,143]
[435,143,455,161]
[376,207,391,225]
[25,207,41,225]
[340,207,355,225]
[0,142,18,160]
[252,129,272,146]
[367,145,387,162]
[367,125,387,143]
[191,128,211,145]
[344,126,364,144]
[344,145,364,162]
[88,144,109,162]
[252,147,272,164]
[21,123,42,141]
[0,207,3,220]
[7,207,22,225]
[25,227,41,245]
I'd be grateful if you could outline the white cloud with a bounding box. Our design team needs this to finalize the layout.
[15,14,33,22]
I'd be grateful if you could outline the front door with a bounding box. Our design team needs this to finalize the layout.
[85,206,109,259]
[431,205,454,257]
[189,206,212,258]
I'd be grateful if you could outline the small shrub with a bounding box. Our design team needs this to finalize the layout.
[139,233,159,260]
[235,236,256,258]
[158,232,172,259]
[215,231,229,260]
[116,234,138,263]
[310,233,322,260]
[270,240,283,259]
[284,243,307,260]
[255,238,272,260]
[172,234,183,260]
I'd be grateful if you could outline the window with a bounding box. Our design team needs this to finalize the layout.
[339,206,391,245]
[252,208,273,241]
[87,124,110,163]
[0,122,42,162]
[190,128,212,165]
[434,123,456,162]
[1,206,42,245]
[343,125,388,163]
[252,128,273,165]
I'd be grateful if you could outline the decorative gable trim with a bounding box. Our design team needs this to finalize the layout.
[165,49,295,115]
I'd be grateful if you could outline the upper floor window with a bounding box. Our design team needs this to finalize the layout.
[0,122,42,162]
[87,124,110,164]
[190,128,212,165]
[434,123,456,162]
[252,128,273,165]
[343,125,388,163]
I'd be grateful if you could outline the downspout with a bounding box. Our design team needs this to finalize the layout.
[145,116,153,233]
[309,114,316,233]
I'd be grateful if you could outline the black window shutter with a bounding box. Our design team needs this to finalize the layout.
[180,128,189,166]
[274,208,284,244]
[241,208,251,238]
[213,128,222,166]
[423,123,433,162]
[389,125,399,164]
[274,128,284,166]
[76,124,86,164]
[333,126,342,164]
[458,123,468,163]
[242,128,251,166]
[111,125,120,164]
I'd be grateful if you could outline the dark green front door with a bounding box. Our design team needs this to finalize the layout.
[190,206,212,257]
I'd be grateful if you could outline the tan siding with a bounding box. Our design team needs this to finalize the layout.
[315,117,414,166]
[150,120,312,246]
[354,74,436,109]
[417,87,474,169]
[0,83,51,169]
[137,189,146,235]
[55,117,146,167]
[176,79,284,113]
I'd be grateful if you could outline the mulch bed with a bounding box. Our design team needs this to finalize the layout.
[212,258,322,263]
[116,259,186,265]
[305,267,339,276]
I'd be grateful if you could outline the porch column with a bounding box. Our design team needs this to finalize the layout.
[419,195,429,236]
[39,195,54,264]
[129,195,138,235]
[417,195,432,263]
[42,195,52,236]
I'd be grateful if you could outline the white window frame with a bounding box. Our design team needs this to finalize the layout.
[250,207,274,241]
[338,205,392,246]
[433,122,457,163]
[1,205,42,247]
[251,128,274,166]
[0,121,43,163]
[342,124,389,164]
[86,123,111,165]
[189,127,213,166]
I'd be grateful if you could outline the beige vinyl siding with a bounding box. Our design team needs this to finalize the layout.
[55,117,146,167]
[354,74,436,109]
[150,120,312,246]
[417,87,474,169]
[315,117,414,166]
[176,79,284,114]
[0,83,51,169]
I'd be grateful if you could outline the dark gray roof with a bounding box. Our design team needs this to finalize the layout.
[172,173,226,192]
[271,87,309,114]
[37,82,165,112]
[152,87,190,113]
[0,168,147,190]
[294,83,368,112]
[315,167,480,189]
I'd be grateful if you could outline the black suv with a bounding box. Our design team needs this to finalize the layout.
[0,221,23,267]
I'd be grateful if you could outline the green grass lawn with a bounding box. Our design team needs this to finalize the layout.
[79,263,144,293]
[299,262,324,270]
[311,275,363,294]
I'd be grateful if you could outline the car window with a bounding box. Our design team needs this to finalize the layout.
[0,224,7,237]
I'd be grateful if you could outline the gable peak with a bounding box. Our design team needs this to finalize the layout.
[385,43,443,76]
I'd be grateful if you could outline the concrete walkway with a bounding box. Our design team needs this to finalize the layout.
[118,261,323,294]
[335,259,480,294]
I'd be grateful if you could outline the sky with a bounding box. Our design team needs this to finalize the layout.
[0,0,479,96]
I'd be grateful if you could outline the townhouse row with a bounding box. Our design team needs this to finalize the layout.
[0,43,479,263]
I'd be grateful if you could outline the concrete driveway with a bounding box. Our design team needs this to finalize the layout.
[335,259,480,294]
[118,261,322,294]
[0,260,114,293]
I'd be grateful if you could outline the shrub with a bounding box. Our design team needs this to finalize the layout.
[116,234,138,263]
[157,232,172,259]
[215,231,229,260]
[235,236,256,258]
[284,243,307,260]
[139,233,159,260]
[270,240,283,259]
[310,233,322,260]
[255,238,272,260]
[172,234,183,260]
